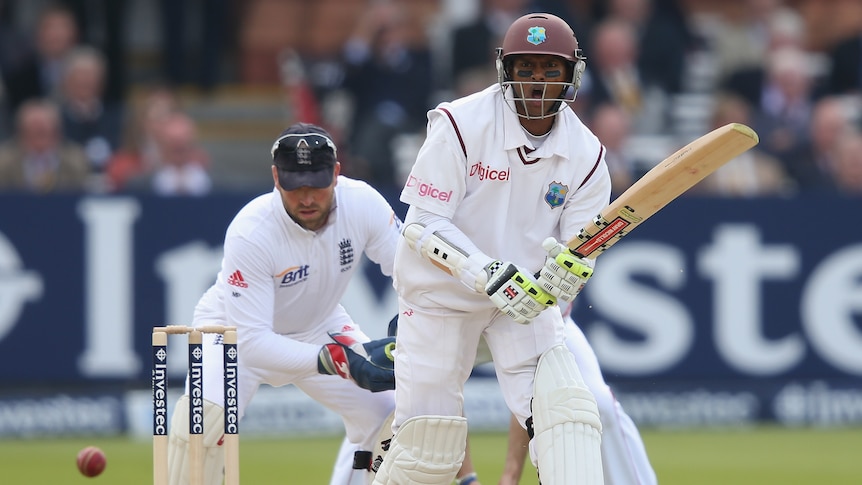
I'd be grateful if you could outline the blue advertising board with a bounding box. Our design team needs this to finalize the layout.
[0,192,860,429]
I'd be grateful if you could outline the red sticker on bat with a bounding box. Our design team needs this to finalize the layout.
[574,217,630,256]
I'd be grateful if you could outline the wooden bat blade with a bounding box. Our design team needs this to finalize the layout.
[569,123,759,259]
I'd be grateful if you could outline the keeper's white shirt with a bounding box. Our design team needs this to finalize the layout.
[395,84,612,312]
[194,176,402,377]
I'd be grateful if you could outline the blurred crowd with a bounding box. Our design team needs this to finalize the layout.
[0,0,861,197]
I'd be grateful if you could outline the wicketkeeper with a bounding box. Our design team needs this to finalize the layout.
[166,123,401,485]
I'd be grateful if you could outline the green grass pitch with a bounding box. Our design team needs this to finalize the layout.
[2,426,859,484]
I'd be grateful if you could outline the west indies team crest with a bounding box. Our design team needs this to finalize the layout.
[527,26,547,45]
[544,182,568,208]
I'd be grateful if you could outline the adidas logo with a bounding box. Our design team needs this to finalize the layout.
[227,270,248,288]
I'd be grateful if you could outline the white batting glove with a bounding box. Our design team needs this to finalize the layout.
[483,261,556,324]
[537,237,594,303]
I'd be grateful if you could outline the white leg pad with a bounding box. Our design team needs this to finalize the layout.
[167,395,226,485]
[532,345,604,485]
[372,415,468,485]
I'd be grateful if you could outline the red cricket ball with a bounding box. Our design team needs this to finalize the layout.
[76,446,107,478]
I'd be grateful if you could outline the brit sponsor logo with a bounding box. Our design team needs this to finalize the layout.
[544,182,568,208]
[469,162,510,181]
[405,175,452,202]
[278,265,310,287]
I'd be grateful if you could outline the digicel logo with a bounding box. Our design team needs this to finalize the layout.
[406,176,452,202]
[469,162,510,181]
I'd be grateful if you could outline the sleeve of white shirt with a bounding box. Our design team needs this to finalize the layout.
[359,186,403,277]
[399,109,467,219]
[222,234,320,377]
[408,206,496,291]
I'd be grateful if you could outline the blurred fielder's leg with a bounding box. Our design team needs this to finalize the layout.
[167,396,226,485]
[565,321,656,485]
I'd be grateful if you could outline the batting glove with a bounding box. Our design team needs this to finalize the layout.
[318,333,396,392]
[484,260,556,324]
[537,237,593,303]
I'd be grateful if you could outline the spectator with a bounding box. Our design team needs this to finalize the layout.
[158,0,228,91]
[58,0,129,103]
[709,0,797,84]
[57,45,124,190]
[823,16,862,96]
[601,0,693,96]
[717,6,808,107]
[106,84,180,191]
[0,98,89,193]
[700,93,792,197]
[782,95,851,193]
[0,1,26,137]
[125,111,212,196]
[449,0,530,96]
[588,102,646,196]
[831,130,862,196]
[723,46,818,162]
[578,18,661,130]
[1,3,80,118]
[337,0,434,189]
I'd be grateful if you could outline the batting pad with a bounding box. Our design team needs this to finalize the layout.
[372,415,468,485]
[167,395,226,485]
[532,345,604,485]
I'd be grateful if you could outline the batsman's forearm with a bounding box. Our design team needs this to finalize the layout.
[402,216,494,292]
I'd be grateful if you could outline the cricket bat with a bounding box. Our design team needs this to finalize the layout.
[568,122,759,259]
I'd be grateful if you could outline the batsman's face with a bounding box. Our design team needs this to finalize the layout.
[509,54,569,117]
[273,164,339,231]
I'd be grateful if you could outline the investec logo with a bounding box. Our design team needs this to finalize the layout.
[405,175,452,202]
[189,356,204,434]
[224,348,239,434]
[469,162,509,181]
[152,358,168,436]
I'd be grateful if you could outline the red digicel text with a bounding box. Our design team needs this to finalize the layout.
[469,162,510,181]
[406,175,452,202]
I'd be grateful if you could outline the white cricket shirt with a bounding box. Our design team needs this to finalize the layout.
[194,176,402,376]
[395,84,612,312]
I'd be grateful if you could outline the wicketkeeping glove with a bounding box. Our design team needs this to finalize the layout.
[483,260,556,324]
[536,237,594,303]
[318,333,396,392]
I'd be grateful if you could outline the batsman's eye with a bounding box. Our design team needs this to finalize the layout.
[516,70,533,77]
